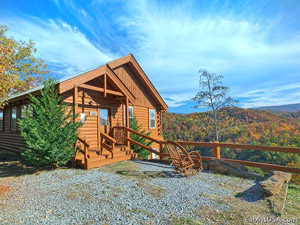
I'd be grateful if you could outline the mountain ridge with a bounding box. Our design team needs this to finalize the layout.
[253,103,300,112]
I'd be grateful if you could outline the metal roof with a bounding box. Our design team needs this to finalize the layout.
[7,62,107,101]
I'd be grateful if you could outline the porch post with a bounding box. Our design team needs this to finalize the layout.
[125,96,130,148]
[73,85,78,121]
[104,73,107,98]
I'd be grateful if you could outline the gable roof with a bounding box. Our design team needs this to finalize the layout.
[108,54,168,110]
[6,54,168,110]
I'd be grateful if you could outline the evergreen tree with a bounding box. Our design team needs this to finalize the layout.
[18,78,82,167]
[129,115,152,159]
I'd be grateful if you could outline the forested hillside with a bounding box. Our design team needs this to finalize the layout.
[162,107,300,166]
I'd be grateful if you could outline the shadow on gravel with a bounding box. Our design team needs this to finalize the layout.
[116,170,182,179]
[0,153,45,178]
[234,182,264,202]
[134,159,174,169]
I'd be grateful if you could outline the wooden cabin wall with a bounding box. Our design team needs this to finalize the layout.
[113,64,158,108]
[61,89,124,148]
[0,105,26,153]
[113,64,163,150]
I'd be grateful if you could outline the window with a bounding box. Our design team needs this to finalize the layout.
[0,110,3,132]
[124,105,133,126]
[129,106,133,120]
[21,104,33,119]
[100,108,110,126]
[151,148,159,159]
[149,109,156,129]
[11,107,17,131]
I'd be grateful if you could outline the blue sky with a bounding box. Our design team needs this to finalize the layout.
[1,0,300,113]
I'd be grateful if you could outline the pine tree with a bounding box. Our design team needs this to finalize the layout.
[129,115,152,159]
[18,78,82,167]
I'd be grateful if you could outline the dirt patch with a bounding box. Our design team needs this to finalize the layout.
[137,182,166,198]
[65,190,93,200]
[0,185,10,196]
[99,161,141,174]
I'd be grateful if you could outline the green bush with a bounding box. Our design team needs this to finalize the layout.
[129,115,152,159]
[18,78,82,167]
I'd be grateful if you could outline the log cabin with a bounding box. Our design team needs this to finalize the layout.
[0,54,168,169]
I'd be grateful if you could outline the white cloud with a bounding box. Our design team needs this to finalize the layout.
[116,0,300,108]
[240,82,300,108]
[2,0,300,110]
[2,17,116,76]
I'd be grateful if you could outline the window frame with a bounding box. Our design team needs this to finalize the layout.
[11,106,17,132]
[0,109,3,132]
[99,108,110,126]
[124,105,133,126]
[128,106,133,120]
[21,104,33,119]
[149,109,156,129]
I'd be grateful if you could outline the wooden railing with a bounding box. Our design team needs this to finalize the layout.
[112,126,300,174]
[100,132,116,159]
[174,141,300,174]
[76,135,90,169]
[113,126,164,156]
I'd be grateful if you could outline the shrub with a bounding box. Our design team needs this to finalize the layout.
[18,78,82,167]
[129,115,152,159]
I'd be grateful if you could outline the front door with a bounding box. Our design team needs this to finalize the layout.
[99,108,111,134]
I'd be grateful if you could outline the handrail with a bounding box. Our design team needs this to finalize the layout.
[177,141,300,154]
[126,137,160,155]
[76,135,90,169]
[77,135,90,147]
[100,131,116,143]
[114,126,162,144]
[112,126,300,174]
[100,132,116,159]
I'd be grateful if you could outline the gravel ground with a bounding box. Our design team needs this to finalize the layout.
[0,160,271,224]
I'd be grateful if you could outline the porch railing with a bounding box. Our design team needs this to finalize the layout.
[100,131,116,159]
[75,135,90,169]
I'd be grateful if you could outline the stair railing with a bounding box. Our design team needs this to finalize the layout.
[76,135,90,169]
[100,132,116,159]
[113,126,163,159]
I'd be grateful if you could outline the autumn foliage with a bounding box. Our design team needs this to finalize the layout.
[0,25,48,108]
[163,107,300,167]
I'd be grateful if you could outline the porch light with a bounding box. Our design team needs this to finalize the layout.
[89,100,93,105]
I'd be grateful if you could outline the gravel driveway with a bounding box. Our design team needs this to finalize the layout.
[0,160,272,224]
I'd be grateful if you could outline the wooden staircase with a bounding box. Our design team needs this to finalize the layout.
[74,127,161,170]
[75,142,137,169]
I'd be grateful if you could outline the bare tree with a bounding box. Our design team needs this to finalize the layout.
[192,69,238,141]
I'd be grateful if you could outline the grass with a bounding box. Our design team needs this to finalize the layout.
[284,183,300,218]
[169,216,201,225]
[245,166,271,178]
[234,192,245,198]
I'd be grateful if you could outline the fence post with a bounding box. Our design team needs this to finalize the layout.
[159,141,164,160]
[212,141,220,159]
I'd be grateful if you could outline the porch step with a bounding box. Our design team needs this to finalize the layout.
[88,153,135,169]
[75,145,137,169]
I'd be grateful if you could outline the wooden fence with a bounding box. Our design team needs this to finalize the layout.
[113,126,300,174]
